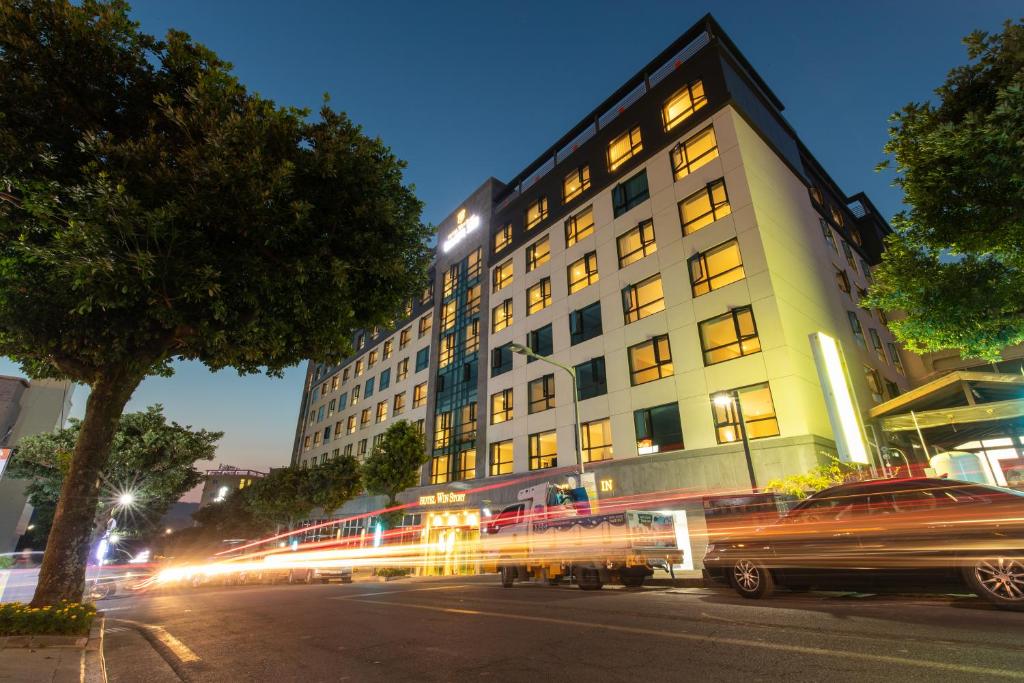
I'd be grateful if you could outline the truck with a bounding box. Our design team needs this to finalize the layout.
[481,481,682,590]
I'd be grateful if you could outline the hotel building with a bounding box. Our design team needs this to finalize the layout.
[289,14,909,530]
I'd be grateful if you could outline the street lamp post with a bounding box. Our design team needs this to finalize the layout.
[714,391,756,491]
[507,343,584,476]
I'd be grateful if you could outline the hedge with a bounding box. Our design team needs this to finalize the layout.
[0,601,96,636]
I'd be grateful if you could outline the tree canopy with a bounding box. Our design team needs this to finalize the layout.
[362,420,428,521]
[0,0,430,605]
[865,19,1024,361]
[9,405,218,545]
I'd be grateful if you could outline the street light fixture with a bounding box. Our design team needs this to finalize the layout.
[714,391,757,491]
[507,343,585,476]
[116,491,136,508]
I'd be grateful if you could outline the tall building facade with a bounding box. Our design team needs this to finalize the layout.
[290,15,908,510]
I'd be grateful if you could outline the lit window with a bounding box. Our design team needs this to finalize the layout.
[491,388,513,424]
[810,187,823,205]
[399,328,411,349]
[328,398,336,417]
[347,415,356,434]
[662,80,707,131]
[680,179,731,235]
[698,306,761,365]
[567,252,599,294]
[617,220,657,268]
[413,382,427,408]
[490,440,514,476]
[493,259,513,292]
[421,286,433,305]
[528,430,557,470]
[528,374,556,414]
[457,403,477,442]
[864,365,883,403]
[563,165,590,203]
[430,456,450,485]
[303,435,311,449]
[612,170,649,218]
[525,196,548,230]
[850,228,863,247]
[439,333,456,368]
[356,333,365,350]
[331,376,339,392]
[442,263,459,299]
[689,239,744,297]
[467,248,482,280]
[383,339,393,359]
[393,392,406,415]
[608,126,643,171]
[634,403,683,454]
[712,383,779,443]
[570,300,603,345]
[628,335,674,385]
[670,126,718,180]
[376,400,388,423]
[495,223,512,253]
[397,358,409,381]
[434,411,452,449]
[465,318,480,354]
[418,313,432,338]
[887,342,905,375]
[842,241,858,272]
[342,368,350,383]
[831,206,845,228]
[355,360,363,376]
[622,274,665,324]
[526,278,552,315]
[848,311,866,349]
[526,235,550,272]
[441,300,456,331]
[565,205,594,247]
[492,298,513,332]
[581,418,613,463]
[835,268,851,295]
[465,284,481,316]
[368,350,377,368]
[360,408,371,428]
[454,448,476,481]
[351,385,360,405]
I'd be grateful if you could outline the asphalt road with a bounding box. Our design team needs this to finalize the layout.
[100,576,1024,682]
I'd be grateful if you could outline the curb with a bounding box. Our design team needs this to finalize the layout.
[648,577,706,588]
[83,616,107,683]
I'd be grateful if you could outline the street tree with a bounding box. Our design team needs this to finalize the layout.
[361,421,428,527]
[243,467,316,531]
[0,0,430,605]
[9,405,219,544]
[304,454,362,516]
[865,19,1024,361]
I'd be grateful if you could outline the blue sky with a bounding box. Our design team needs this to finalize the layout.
[1,0,1017,486]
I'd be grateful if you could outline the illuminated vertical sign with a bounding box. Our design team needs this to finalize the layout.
[809,332,869,464]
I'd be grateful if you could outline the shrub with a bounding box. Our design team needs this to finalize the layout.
[376,567,413,578]
[0,601,95,636]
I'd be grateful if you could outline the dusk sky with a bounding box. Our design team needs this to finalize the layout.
[1,1,1017,490]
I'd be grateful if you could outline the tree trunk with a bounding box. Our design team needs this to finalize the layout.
[30,373,139,606]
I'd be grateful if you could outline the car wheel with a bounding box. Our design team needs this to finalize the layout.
[577,568,603,591]
[621,573,645,588]
[963,557,1024,611]
[732,559,774,599]
[500,566,515,588]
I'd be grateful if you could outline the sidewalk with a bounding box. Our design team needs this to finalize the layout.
[0,618,106,683]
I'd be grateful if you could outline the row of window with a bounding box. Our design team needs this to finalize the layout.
[494,84,712,254]
[303,417,429,469]
[303,383,430,451]
[308,349,431,425]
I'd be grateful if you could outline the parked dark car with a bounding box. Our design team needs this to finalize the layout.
[703,478,1024,610]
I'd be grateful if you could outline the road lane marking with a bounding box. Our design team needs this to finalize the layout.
[331,584,468,599]
[113,618,200,664]
[344,599,1024,679]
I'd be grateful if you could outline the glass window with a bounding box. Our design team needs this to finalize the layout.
[864,365,883,403]
[662,80,707,131]
[379,368,391,390]
[413,382,427,408]
[369,351,378,368]
[522,237,550,276]
[492,298,513,332]
[399,328,411,349]
[351,385,360,405]
[491,388,513,424]
[441,301,457,331]
[612,170,649,218]
[581,418,613,463]
[397,357,409,381]
[457,403,477,442]
[810,187,823,205]
[491,342,513,377]
[567,251,599,294]
[570,300,603,345]
[528,374,556,414]
[343,367,350,383]
[360,408,371,428]
[563,165,591,203]
[842,241,858,272]
[835,268,851,295]
[820,218,838,254]
[465,318,480,354]
[465,283,481,317]
[355,360,363,376]
[575,357,607,400]
[689,239,744,297]
[331,376,339,392]
[670,125,718,180]
[418,313,432,338]
[303,435,311,450]
[848,311,866,349]
[415,347,430,372]
[420,286,432,305]
[434,411,452,449]
[526,324,553,361]
[338,393,347,410]
[831,206,845,228]
[495,223,512,253]
[526,277,552,315]
[628,335,674,385]
[529,431,558,470]
[467,247,482,280]
[455,448,476,481]
[393,392,406,415]
[357,439,367,457]
[887,342,905,375]
[430,456,450,485]
[607,126,643,171]
[680,179,731,235]
[347,415,356,434]
[383,339,393,359]
[565,205,595,247]
[525,196,548,230]
[622,273,665,324]
[443,263,459,299]
[617,220,657,268]
[493,259,513,292]
[712,383,780,443]
[699,306,761,365]
[376,400,388,423]
[356,333,365,350]
[343,443,352,457]
[490,440,514,476]
[328,398,336,416]
[634,403,683,454]
[868,329,886,363]
[439,333,456,368]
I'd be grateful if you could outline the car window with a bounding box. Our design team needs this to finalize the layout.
[788,494,861,522]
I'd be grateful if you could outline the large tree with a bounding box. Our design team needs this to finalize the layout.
[0,1,430,605]
[9,405,219,545]
[361,420,428,527]
[865,19,1024,361]
[304,453,362,516]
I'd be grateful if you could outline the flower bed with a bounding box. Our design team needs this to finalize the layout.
[0,601,95,637]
